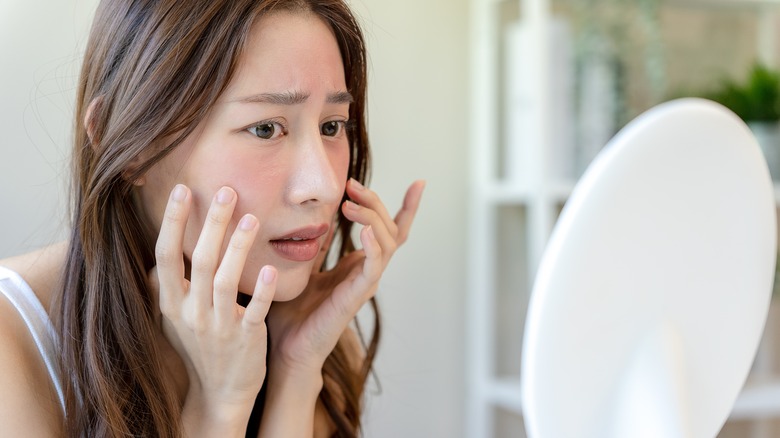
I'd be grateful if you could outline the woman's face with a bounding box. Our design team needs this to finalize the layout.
[137,11,351,301]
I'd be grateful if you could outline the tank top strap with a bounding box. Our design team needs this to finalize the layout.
[0,266,65,413]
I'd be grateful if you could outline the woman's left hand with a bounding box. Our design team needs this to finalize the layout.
[265,179,425,378]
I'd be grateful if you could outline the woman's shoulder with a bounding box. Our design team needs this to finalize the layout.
[0,243,67,433]
[0,241,69,314]
[0,286,64,432]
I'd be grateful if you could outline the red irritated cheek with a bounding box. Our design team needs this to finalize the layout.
[332,146,351,189]
[182,144,284,223]
[223,154,285,215]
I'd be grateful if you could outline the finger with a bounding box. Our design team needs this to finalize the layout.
[342,200,397,260]
[345,179,398,238]
[394,180,426,245]
[359,225,383,284]
[337,226,382,316]
[213,214,259,319]
[323,227,380,331]
[190,186,237,308]
[244,265,276,329]
[155,184,191,310]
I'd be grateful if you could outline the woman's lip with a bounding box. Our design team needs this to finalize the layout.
[271,223,329,241]
[269,223,329,262]
[270,239,321,262]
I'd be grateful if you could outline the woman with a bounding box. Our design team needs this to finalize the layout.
[0,0,424,436]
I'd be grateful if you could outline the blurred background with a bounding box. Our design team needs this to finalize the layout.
[468,1,780,437]
[4,0,780,437]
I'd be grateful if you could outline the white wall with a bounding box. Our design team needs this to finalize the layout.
[0,0,98,255]
[0,1,469,437]
[352,1,468,436]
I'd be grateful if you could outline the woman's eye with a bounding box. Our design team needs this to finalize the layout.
[321,120,345,137]
[247,122,284,140]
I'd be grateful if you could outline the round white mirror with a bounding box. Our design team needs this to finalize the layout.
[521,98,777,438]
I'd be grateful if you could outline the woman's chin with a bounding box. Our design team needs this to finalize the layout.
[270,282,307,302]
[237,266,310,302]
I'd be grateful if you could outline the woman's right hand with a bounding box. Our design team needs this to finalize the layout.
[150,184,275,434]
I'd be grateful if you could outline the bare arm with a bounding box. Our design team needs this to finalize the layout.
[258,367,323,437]
[259,328,365,438]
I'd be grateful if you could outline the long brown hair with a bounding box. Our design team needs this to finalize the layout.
[57,0,376,436]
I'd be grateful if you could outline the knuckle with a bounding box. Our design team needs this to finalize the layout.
[190,248,215,274]
[206,210,229,227]
[155,242,177,265]
[183,311,208,334]
[250,291,271,310]
[228,235,250,252]
[388,223,399,239]
[242,312,266,330]
[163,204,186,224]
[212,272,234,294]
[212,321,233,341]
[363,188,380,204]
[191,260,213,277]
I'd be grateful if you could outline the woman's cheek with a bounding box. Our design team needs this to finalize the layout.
[335,145,350,181]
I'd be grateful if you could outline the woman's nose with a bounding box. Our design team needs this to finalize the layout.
[286,132,343,206]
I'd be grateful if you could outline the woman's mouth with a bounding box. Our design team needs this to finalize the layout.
[270,224,328,262]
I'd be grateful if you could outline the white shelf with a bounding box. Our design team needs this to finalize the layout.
[482,377,780,422]
[485,181,780,206]
[482,180,575,205]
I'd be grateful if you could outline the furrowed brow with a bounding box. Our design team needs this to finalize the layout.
[327,91,354,105]
[233,90,352,106]
[238,90,310,105]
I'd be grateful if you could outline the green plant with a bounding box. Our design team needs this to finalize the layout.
[704,63,780,122]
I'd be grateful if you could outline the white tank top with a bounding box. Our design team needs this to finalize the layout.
[0,266,65,412]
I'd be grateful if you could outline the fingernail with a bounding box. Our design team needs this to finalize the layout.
[171,184,187,202]
[216,187,234,204]
[366,225,375,241]
[350,178,365,191]
[261,266,276,284]
[344,200,360,211]
[239,214,257,231]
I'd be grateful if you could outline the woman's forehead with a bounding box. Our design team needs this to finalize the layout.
[221,11,346,100]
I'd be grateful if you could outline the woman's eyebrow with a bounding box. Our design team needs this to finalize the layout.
[237,90,309,105]
[233,90,353,105]
[327,91,354,104]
